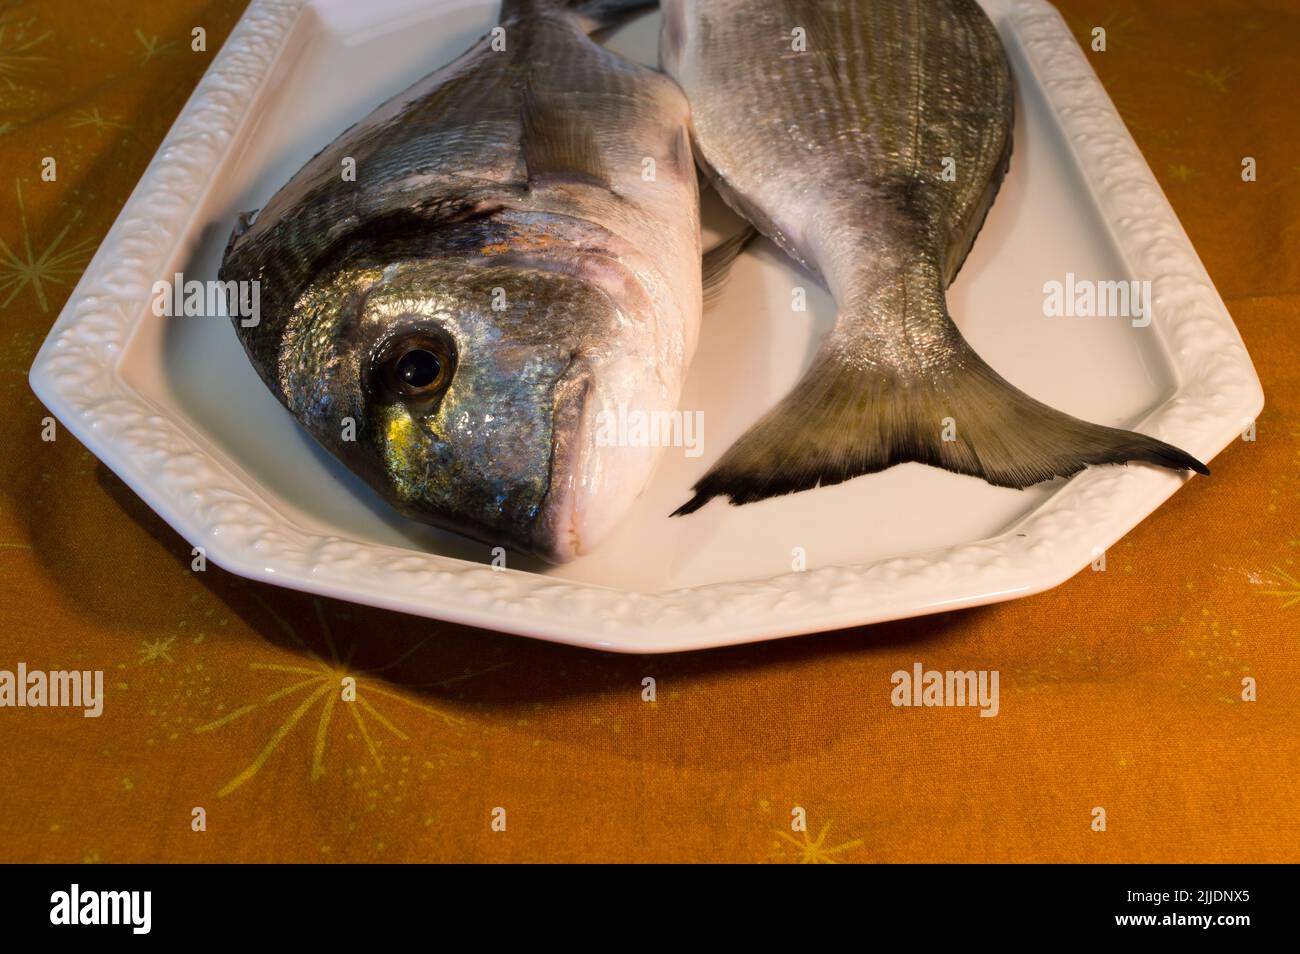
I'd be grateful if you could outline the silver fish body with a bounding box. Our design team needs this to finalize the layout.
[663,0,1206,513]
[221,0,700,562]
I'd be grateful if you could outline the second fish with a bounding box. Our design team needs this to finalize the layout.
[662,0,1207,514]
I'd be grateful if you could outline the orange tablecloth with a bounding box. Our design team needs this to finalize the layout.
[1,0,1297,863]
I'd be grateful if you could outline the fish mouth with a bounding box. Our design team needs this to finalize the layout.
[533,358,594,563]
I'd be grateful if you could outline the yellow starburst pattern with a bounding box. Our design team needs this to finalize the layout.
[1256,566,1300,609]
[195,596,506,798]
[0,179,97,312]
[1167,163,1201,184]
[134,29,176,66]
[67,107,128,133]
[1187,66,1239,94]
[0,16,49,90]
[768,822,864,864]
[137,636,176,665]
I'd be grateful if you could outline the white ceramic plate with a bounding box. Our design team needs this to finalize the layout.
[29,0,1263,652]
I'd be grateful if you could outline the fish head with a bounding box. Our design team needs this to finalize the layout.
[272,254,667,563]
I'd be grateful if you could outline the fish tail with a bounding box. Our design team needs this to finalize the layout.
[500,0,656,32]
[672,293,1208,516]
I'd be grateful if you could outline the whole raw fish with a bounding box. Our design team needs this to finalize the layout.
[661,0,1207,513]
[220,0,700,562]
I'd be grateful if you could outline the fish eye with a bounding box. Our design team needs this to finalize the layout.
[397,348,440,388]
[374,331,456,404]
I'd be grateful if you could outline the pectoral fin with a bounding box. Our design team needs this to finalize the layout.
[701,225,759,306]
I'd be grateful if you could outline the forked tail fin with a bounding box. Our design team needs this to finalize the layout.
[672,333,1208,516]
